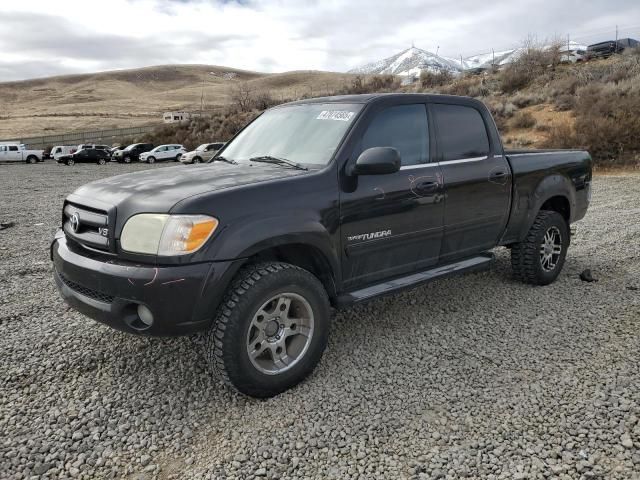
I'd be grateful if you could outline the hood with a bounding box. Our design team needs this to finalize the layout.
[70,162,308,214]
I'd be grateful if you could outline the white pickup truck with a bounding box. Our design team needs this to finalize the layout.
[0,143,44,164]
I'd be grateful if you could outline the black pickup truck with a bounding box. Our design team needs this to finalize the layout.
[51,94,592,397]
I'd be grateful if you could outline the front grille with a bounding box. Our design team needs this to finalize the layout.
[57,270,114,304]
[63,202,111,252]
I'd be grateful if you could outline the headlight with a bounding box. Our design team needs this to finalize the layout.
[120,214,218,256]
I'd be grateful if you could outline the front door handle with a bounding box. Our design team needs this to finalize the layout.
[489,171,507,179]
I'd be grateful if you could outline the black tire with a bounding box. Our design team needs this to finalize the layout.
[66,159,74,166]
[147,156,155,164]
[193,157,201,164]
[175,154,182,162]
[207,262,330,398]
[97,158,106,165]
[511,210,569,285]
[123,156,131,164]
[26,156,37,164]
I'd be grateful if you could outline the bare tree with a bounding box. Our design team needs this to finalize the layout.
[230,82,254,112]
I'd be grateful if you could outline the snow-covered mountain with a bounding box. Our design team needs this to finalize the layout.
[349,47,461,77]
[460,41,588,70]
[351,42,589,76]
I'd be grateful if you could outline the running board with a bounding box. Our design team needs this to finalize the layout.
[336,253,494,307]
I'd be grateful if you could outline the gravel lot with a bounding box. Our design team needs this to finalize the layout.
[0,162,638,480]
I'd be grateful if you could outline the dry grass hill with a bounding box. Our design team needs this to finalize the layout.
[0,65,356,139]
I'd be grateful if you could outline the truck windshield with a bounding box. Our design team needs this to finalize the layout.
[220,103,362,167]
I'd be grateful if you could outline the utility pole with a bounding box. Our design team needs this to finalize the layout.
[199,74,205,117]
[436,45,440,56]
[460,54,464,73]
[492,48,495,68]
[614,25,618,54]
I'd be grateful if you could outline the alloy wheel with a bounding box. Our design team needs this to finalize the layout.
[540,226,562,272]
[246,293,315,375]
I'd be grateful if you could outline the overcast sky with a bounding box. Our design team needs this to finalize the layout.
[0,0,639,82]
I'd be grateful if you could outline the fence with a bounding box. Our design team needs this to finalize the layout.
[0,125,159,150]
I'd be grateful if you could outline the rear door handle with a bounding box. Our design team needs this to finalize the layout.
[489,170,509,185]
[417,181,439,192]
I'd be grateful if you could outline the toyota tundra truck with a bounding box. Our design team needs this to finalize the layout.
[51,94,592,397]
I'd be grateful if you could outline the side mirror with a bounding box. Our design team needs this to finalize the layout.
[349,147,401,176]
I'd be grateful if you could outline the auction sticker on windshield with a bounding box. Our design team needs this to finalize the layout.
[316,110,355,121]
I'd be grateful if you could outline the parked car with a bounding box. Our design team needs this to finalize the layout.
[112,143,154,163]
[180,143,225,164]
[57,148,111,166]
[0,143,44,164]
[77,144,111,152]
[587,38,640,57]
[560,49,586,63]
[139,144,187,163]
[51,145,78,161]
[51,94,592,398]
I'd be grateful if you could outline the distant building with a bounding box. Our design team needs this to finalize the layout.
[163,112,191,123]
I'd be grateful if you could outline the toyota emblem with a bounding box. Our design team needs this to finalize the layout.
[70,213,80,233]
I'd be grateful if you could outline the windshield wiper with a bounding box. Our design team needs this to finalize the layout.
[211,155,237,165]
[249,155,308,171]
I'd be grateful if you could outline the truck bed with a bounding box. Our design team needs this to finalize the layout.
[499,148,592,245]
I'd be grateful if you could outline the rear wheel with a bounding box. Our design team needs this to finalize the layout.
[66,158,75,166]
[97,158,106,165]
[511,210,569,285]
[175,154,182,162]
[206,262,330,398]
[26,156,37,164]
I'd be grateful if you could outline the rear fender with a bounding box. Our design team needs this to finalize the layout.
[506,174,575,243]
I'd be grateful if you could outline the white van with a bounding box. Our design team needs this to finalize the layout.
[51,145,78,161]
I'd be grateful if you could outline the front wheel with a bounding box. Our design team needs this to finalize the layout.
[66,159,75,166]
[511,210,569,285]
[206,262,330,398]
[193,157,201,164]
[175,154,182,162]
[146,156,155,164]
[97,158,106,165]
[123,156,131,164]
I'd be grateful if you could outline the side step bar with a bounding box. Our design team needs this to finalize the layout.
[336,253,494,307]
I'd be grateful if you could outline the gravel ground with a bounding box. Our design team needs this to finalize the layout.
[0,162,639,480]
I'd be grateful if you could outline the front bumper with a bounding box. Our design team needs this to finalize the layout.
[51,231,240,336]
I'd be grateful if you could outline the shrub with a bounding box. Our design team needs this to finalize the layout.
[420,70,454,88]
[337,74,401,95]
[511,111,536,128]
[554,94,576,111]
[571,79,640,162]
[500,37,562,93]
[510,92,547,108]
[542,119,576,149]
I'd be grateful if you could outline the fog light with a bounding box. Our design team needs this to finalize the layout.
[137,305,154,327]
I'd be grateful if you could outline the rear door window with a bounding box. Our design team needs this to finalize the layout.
[359,104,429,166]
[432,104,490,161]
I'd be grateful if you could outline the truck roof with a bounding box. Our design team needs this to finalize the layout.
[282,92,484,108]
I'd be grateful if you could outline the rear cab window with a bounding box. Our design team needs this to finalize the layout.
[432,104,490,161]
